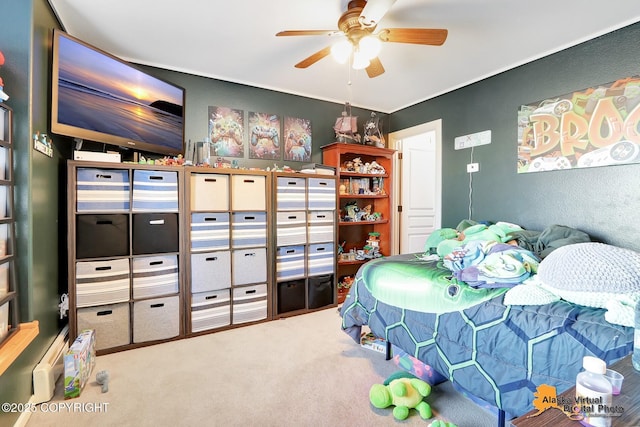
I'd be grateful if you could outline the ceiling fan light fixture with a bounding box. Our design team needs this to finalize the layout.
[358,35,381,60]
[331,39,352,64]
[352,50,371,70]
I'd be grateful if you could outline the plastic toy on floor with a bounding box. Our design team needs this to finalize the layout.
[96,370,109,393]
[369,372,433,421]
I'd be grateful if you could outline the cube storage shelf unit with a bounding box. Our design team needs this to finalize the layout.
[0,104,18,347]
[273,172,338,318]
[68,162,338,353]
[321,143,395,303]
[68,161,185,354]
[184,167,271,335]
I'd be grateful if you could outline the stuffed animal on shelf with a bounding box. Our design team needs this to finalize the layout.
[369,372,434,421]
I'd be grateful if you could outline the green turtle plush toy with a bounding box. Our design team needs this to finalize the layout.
[369,372,434,421]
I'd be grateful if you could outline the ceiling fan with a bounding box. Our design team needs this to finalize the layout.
[276,0,448,78]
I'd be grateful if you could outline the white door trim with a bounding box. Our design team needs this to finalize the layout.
[389,119,443,255]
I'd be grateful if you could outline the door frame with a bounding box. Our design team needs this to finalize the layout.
[388,119,443,255]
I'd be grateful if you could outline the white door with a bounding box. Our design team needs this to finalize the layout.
[390,120,442,254]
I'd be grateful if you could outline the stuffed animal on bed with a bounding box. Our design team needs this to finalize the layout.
[369,372,434,421]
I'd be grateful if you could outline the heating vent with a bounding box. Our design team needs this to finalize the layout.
[32,325,69,404]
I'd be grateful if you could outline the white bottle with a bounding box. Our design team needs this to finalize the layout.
[575,356,612,427]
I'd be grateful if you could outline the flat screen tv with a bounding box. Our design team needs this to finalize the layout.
[51,29,185,156]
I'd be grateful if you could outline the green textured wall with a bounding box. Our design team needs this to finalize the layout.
[142,67,389,167]
[0,1,67,426]
[390,22,640,252]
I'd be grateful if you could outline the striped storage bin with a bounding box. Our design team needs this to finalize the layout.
[232,284,267,324]
[132,255,179,299]
[307,177,336,210]
[133,295,180,343]
[191,212,230,252]
[276,211,307,246]
[307,211,335,243]
[76,168,130,212]
[276,177,306,211]
[276,245,305,280]
[307,243,335,276]
[231,212,267,248]
[232,248,267,285]
[191,289,231,332]
[190,173,229,211]
[132,170,179,212]
[231,175,266,211]
[77,303,130,351]
[190,251,231,293]
[75,258,130,308]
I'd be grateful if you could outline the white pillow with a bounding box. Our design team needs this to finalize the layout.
[537,242,640,313]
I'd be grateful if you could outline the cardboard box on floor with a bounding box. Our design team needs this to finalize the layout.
[64,329,96,399]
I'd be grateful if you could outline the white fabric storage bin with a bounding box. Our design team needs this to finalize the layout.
[77,303,130,351]
[232,248,267,285]
[132,170,179,212]
[0,262,8,296]
[191,289,231,332]
[307,177,336,210]
[231,212,267,248]
[190,173,229,211]
[132,255,179,299]
[133,295,180,343]
[0,223,8,257]
[75,258,130,308]
[76,168,130,212]
[307,243,335,276]
[191,212,230,252]
[276,211,307,246]
[0,301,8,343]
[276,245,306,280]
[190,251,231,293]
[276,177,306,211]
[307,211,335,243]
[231,175,266,211]
[232,284,267,324]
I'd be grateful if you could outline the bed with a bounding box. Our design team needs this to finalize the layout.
[340,223,637,425]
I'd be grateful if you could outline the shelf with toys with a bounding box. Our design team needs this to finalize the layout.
[321,142,395,303]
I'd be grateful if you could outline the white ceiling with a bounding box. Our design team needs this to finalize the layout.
[48,0,640,114]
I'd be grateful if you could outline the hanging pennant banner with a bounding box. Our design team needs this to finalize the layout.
[517,76,640,173]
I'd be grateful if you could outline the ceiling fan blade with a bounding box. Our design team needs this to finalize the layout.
[366,57,385,78]
[294,46,332,69]
[378,28,448,45]
[359,0,397,27]
[276,30,338,37]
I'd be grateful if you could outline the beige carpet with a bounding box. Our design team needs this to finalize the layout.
[26,308,498,427]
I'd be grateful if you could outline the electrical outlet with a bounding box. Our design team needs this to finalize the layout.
[467,162,479,173]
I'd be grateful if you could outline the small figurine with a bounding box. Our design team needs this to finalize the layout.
[96,370,110,393]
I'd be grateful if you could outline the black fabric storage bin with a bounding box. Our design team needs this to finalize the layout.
[277,279,306,313]
[308,274,334,309]
[133,213,179,254]
[76,214,129,259]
